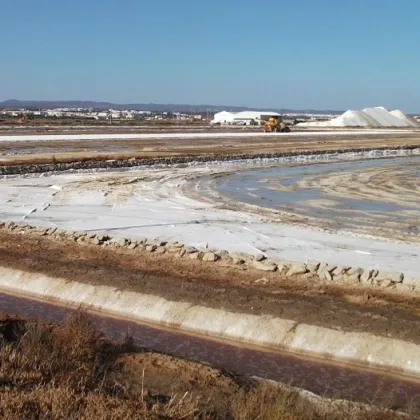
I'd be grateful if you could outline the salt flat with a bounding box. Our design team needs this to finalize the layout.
[0,163,419,277]
[0,129,411,142]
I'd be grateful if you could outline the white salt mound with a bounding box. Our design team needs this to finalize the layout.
[362,106,408,127]
[331,110,379,127]
[299,106,419,128]
[390,109,420,127]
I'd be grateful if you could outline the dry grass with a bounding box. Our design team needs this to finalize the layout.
[0,312,199,419]
[0,312,416,419]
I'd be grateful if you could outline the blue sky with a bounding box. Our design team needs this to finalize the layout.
[1,0,419,111]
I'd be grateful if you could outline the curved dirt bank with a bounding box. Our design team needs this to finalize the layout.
[1,266,420,377]
[0,152,419,277]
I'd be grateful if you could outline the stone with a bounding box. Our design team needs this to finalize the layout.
[321,269,332,281]
[276,263,288,273]
[302,272,315,281]
[215,249,230,259]
[219,257,234,266]
[96,234,109,242]
[202,252,218,262]
[155,246,166,254]
[184,246,197,254]
[317,262,329,273]
[286,263,308,277]
[378,279,393,288]
[347,267,364,277]
[90,238,100,246]
[252,261,277,272]
[6,222,16,229]
[254,277,270,285]
[306,262,320,273]
[232,252,253,263]
[254,253,266,262]
[375,271,403,283]
[111,237,127,247]
[178,248,186,257]
[165,242,184,250]
[189,251,204,260]
[332,273,344,282]
[166,245,185,253]
[332,266,346,276]
[128,243,138,250]
[360,270,374,284]
[74,231,87,239]
[326,265,338,273]
[231,255,245,265]
[146,244,157,252]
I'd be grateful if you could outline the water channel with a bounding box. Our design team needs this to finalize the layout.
[1,292,419,412]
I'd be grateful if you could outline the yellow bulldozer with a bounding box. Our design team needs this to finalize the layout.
[262,116,290,133]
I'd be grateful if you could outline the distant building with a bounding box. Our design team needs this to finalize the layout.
[211,110,281,125]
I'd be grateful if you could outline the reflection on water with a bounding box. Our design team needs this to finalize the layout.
[215,156,420,234]
[0,292,419,410]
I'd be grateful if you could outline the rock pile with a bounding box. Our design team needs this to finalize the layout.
[0,144,419,176]
[2,221,418,294]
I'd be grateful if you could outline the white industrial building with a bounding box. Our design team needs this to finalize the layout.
[211,110,281,125]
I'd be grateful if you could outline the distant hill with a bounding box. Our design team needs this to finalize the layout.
[0,99,343,115]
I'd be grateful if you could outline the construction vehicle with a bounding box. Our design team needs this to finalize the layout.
[262,116,290,132]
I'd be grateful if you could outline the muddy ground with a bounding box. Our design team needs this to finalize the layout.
[1,229,419,345]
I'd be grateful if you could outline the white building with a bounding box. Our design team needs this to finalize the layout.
[211,110,281,125]
[211,111,235,124]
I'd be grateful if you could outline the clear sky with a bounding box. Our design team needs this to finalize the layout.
[1,0,419,111]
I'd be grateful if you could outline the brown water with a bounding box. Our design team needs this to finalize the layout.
[1,292,419,411]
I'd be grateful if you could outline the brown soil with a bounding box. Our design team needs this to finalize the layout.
[1,131,419,166]
[1,312,409,419]
[0,311,250,419]
[0,229,419,345]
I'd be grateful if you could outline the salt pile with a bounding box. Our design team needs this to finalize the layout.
[362,107,409,127]
[390,109,420,127]
[299,106,420,128]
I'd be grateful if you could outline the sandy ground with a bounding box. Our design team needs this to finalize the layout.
[0,162,418,276]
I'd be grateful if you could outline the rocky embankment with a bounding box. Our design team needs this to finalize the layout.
[2,221,418,293]
[0,144,419,175]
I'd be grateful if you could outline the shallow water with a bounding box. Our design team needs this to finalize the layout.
[1,292,420,410]
[215,156,420,234]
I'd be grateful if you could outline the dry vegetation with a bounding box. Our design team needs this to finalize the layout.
[0,312,416,419]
